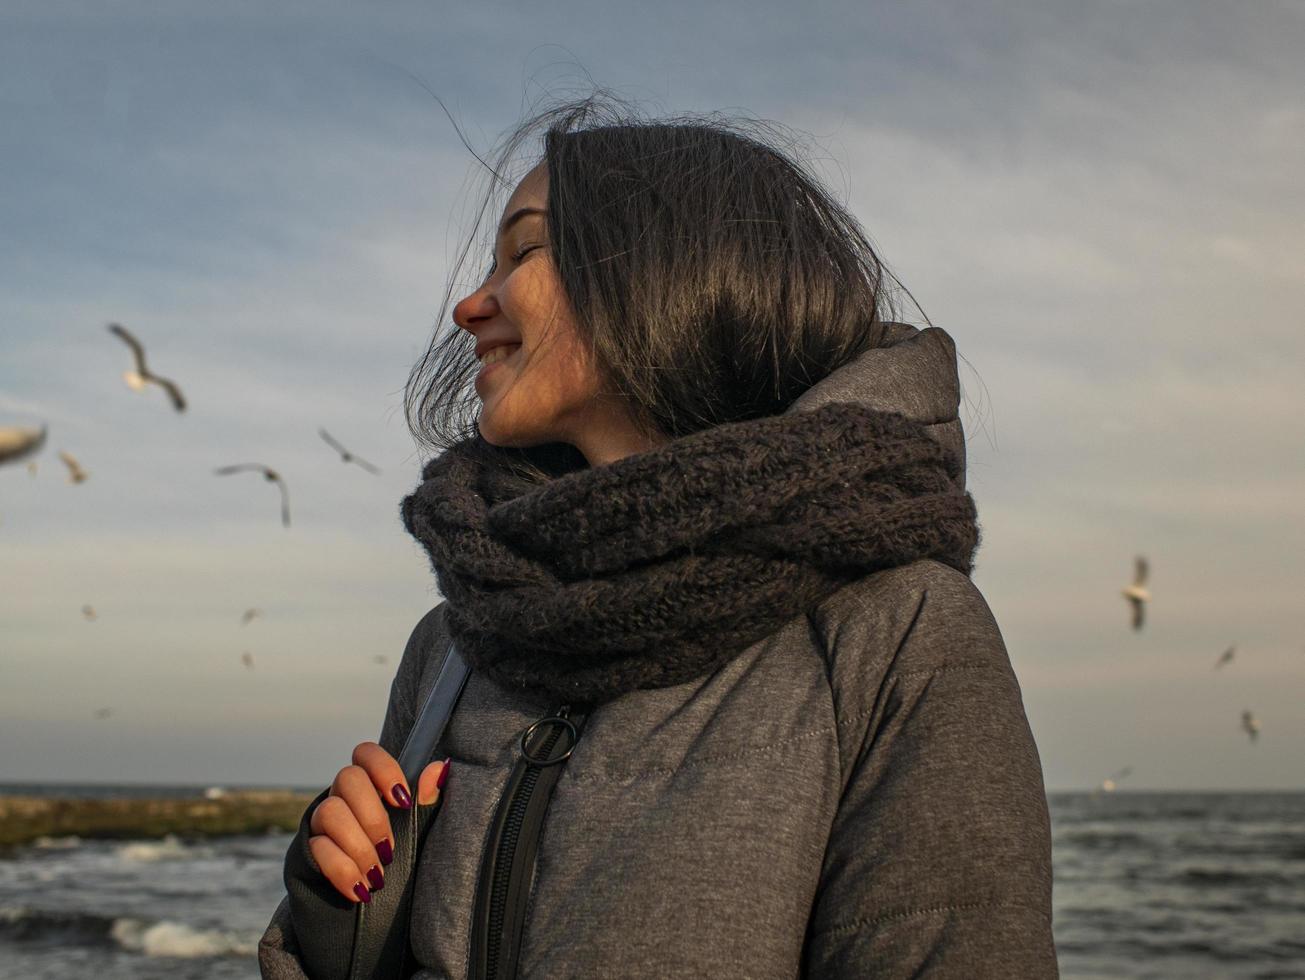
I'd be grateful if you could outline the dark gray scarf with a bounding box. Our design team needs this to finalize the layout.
[399,401,979,705]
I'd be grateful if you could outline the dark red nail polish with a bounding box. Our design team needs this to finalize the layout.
[353,882,371,904]
[367,865,384,891]
[376,838,393,866]
[392,783,412,809]
[437,757,451,790]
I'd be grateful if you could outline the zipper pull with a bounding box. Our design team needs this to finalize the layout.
[518,703,580,766]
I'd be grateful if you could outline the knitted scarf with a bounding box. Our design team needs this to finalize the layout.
[399,402,980,705]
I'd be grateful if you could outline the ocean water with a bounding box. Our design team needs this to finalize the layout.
[1,784,1303,979]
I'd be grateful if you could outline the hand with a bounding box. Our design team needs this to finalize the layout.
[307,742,449,904]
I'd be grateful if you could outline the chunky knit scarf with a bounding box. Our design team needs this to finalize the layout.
[400,402,979,705]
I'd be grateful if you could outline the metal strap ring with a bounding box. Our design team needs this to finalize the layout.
[519,716,578,766]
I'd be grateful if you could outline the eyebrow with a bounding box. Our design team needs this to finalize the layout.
[497,206,546,239]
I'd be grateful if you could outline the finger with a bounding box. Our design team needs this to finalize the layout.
[309,793,386,895]
[417,757,451,806]
[352,740,412,809]
[307,832,375,905]
[329,765,394,869]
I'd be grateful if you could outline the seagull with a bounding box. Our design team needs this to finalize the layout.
[1099,766,1133,793]
[108,323,187,412]
[81,604,97,621]
[319,428,381,475]
[373,654,389,666]
[240,607,263,626]
[1121,555,1150,631]
[93,707,113,720]
[0,424,46,466]
[1241,709,1260,742]
[241,651,255,669]
[1213,645,1236,670]
[59,451,88,484]
[214,464,291,527]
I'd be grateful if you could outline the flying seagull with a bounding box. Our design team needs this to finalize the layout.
[1213,645,1236,670]
[214,464,290,527]
[59,451,88,484]
[81,604,97,621]
[241,651,255,669]
[1121,555,1150,631]
[0,424,46,466]
[318,428,381,475]
[93,707,113,720]
[1241,709,1260,743]
[108,322,187,412]
[373,654,389,666]
[240,607,263,626]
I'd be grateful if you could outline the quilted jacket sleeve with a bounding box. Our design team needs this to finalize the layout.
[257,603,449,980]
[802,563,1059,978]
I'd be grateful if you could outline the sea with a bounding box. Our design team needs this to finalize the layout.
[1,784,1302,979]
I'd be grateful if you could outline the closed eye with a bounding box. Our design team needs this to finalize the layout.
[511,243,542,262]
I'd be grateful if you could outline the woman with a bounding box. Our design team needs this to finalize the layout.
[259,95,1058,979]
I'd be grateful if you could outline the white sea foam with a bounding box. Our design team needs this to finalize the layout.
[31,834,83,849]
[110,917,256,957]
[116,833,190,862]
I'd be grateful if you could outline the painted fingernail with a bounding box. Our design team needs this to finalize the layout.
[353,882,372,904]
[437,758,451,790]
[376,838,393,866]
[392,784,412,809]
[367,865,385,891]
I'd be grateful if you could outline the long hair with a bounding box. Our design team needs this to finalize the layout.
[404,90,912,486]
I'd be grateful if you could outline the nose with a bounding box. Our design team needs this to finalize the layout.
[452,281,498,335]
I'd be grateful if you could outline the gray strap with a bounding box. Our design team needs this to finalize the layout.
[396,640,470,788]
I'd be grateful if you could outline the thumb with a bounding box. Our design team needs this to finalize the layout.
[417,757,451,806]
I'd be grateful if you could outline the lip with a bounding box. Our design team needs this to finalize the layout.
[475,344,521,384]
[475,337,522,360]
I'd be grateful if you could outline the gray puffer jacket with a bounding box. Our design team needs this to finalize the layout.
[258,323,1059,979]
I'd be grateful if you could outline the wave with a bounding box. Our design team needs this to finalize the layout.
[0,906,254,958]
[115,833,197,862]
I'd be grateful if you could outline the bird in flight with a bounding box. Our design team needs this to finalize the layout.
[240,607,263,626]
[373,654,389,665]
[81,604,97,621]
[214,464,291,527]
[108,323,187,412]
[0,424,46,466]
[1121,555,1150,631]
[241,651,255,669]
[59,451,88,484]
[1241,710,1261,743]
[1213,645,1236,670]
[93,707,113,720]
[319,428,381,474]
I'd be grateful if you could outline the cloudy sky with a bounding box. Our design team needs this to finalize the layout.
[2,0,1301,791]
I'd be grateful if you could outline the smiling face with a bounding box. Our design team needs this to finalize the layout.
[453,162,665,466]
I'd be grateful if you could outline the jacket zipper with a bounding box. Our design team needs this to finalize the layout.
[469,701,589,980]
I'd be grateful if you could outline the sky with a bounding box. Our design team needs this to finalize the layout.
[2,0,1302,792]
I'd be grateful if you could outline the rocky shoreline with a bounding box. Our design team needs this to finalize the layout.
[0,789,319,852]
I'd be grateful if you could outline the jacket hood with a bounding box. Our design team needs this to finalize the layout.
[786,321,967,492]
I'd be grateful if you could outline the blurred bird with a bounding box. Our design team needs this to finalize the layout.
[108,323,187,412]
[81,604,97,621]
[1213,645,1236,670]
[319,428,381,474]
[1241,709,1261,742]
[241,651,255,669]
[214,464,291,527]
[240,607,263,626]
[1100,766,1133,793]
[373,654,388,666]
[1121,555,1150,631]
[27,461,38,477]
[0,424,46,465]
[93,707,113,720]
[59,451,88,484]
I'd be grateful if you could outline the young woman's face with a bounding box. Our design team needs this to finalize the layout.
[453,162,663,465]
